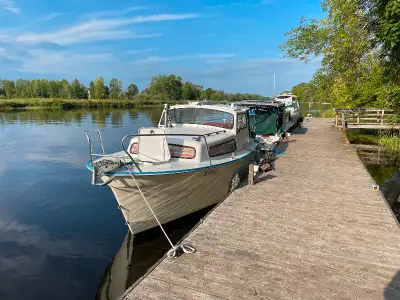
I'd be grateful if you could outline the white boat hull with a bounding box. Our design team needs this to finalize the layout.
[104,154,252,234]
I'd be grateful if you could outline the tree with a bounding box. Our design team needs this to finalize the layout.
[126,83,139,99]
[182,82,201,100]
[89,81,95,99]
[109,78,122,99]
[71,79,85,99]
[93,77,106,99]
[59,79,71,99]
[147,74,183,100]
[363,0,400,77]
[0,80,4,97]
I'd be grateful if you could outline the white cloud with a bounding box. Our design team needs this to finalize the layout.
[15,13,198,45]
[1,0,20,14]
[87,6,148,18]
[134,53,236,64]
[39,12,66,21]
[16,49,115,74]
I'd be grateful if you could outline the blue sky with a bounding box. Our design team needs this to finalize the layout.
[0,0,324,96]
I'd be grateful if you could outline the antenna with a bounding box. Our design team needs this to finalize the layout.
[273,73,276,97]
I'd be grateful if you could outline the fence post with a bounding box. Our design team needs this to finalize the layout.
[341,112,347,132]
[381,109,385,125]
[335,109,338,127]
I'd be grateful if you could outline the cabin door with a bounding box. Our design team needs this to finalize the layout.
[236,113,249,151]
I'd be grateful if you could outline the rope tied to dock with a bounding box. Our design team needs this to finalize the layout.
[128,171,196,258]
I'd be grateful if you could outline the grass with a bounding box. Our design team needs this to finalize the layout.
[379,130,400,154]
[345,130,381,144]
[320,108,335,118]
[0,98,187,111]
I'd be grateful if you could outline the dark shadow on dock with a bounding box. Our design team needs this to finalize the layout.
[291,126,308,135]
[255,173,277,184]
[384,270,400,299]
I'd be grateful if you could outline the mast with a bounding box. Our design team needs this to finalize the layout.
[273,73,276,98]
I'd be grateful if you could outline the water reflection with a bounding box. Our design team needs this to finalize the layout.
[96,207,213,300]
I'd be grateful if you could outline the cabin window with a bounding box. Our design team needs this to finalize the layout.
[237,113,247,130]
[168,144,196,159]
[170,108,234,129]
[209,139,237,157]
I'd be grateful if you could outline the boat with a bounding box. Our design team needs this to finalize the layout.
[274,92,302,128]
[234,100,290,171]
[84,103,256,235]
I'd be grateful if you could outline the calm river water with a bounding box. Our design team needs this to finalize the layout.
[0,108,211,300]
[0,104,398,300]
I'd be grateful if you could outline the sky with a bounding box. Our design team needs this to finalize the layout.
[0,0,324,96]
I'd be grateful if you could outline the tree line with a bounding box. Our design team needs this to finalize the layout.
[281,0,400,110]
[0,75,268,102]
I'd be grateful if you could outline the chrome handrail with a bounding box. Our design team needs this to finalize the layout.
[121,129,227,173]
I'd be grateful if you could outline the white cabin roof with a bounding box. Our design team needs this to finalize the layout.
[169,104,247,115]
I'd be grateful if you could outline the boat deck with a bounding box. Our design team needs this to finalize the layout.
[120,118,400,300]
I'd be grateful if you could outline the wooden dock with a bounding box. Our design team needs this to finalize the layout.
[120,118,400,300]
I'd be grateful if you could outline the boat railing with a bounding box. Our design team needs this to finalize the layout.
[83,129,106,164]
[121,130,227,173]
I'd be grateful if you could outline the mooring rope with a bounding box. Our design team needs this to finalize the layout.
[128,171,196,258]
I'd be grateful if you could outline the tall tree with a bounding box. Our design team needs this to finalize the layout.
[93,77,106,99]
[3,80,15,98]
[59,79,71,99]
[89,81,95,99]
[126,83,139,99]
[109,78,122,99]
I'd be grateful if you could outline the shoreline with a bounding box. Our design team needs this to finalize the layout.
[0,98,188,111]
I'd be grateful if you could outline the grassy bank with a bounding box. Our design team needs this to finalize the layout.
[379,131,400,154]
[0,98,188,111]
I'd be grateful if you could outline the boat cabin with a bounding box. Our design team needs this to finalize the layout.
[234,101,290,136]
[125,104,252,167]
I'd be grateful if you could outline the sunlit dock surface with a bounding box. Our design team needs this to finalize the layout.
[120,118,400,300]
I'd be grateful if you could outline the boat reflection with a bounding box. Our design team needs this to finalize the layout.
[95,206,214,300]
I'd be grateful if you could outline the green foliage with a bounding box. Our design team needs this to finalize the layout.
[71,79,88,99]
[379,130,400,154]
[281,0,400,110]
[93,77,106,99]
[126,83,139,99]
[148,75,183,100]
[109,78,122,99]
[0,73,269,109]
[182,82,201,100]
[321,108,335,118]
[0,98,187,111]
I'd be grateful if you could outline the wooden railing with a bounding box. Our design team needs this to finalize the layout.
[334,108,399,129]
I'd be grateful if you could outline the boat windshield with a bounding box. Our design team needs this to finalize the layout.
[286,101,299,108]
[169,107,234,129]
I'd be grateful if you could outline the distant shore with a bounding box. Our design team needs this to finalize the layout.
[0,98,188,111]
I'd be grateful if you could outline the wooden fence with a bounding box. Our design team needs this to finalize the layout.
[334,108,399,129]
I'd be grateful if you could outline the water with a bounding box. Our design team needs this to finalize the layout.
[299,102,333,117]
[0,108,209,300]
[347,128,400,219]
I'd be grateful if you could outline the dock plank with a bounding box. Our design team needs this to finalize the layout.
[120,119,400,300]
